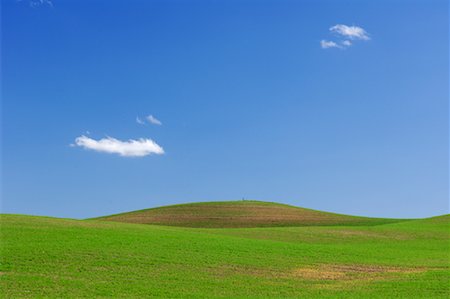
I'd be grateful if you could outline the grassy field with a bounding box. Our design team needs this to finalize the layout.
[1,201,449,298]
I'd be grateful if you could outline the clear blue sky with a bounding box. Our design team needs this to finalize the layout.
[2,0,448,219]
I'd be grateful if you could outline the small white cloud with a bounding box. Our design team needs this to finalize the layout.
[320,25,369,49]
[342,40,352,47]
[28,0,53,8]
[136,116,145,125]
[330,24,370,40]
[146,115,162,126]
[74,135,164,157]
[321,40,341,49]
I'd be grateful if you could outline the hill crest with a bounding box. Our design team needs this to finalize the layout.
[95,200,406,228]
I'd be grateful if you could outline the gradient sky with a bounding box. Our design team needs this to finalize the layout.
[2,0,448,219]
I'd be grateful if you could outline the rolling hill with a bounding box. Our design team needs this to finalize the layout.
[1,201,449,298]
[95,200,406,227]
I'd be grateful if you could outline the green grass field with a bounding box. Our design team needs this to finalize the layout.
[1,201,449,298]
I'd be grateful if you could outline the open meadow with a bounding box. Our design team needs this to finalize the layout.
[1,201,449,298]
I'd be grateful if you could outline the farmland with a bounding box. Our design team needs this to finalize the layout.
[1,201,449,298]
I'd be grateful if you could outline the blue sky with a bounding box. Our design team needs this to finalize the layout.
[2,0,448,219]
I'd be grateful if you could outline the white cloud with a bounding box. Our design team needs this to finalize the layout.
[321,40,341,49]
[146,115,162,126]
[342,40,352,47]
[321,24,370,49]
[74,135,164,157]
[26,0,53,8]
[330,24,370,40]
[136,116,145,125]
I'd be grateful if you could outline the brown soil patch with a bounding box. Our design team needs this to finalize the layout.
[292,264,425,282]
[209,263,426,284]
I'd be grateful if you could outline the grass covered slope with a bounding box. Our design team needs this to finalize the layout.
[96,200,405,228]
[1,213,449,298]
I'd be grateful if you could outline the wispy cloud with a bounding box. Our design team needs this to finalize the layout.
[342,40,352,47]
[146,115,162,126]
[19,0,53,8]
[73,135,164,157]
[321,24,370,49]
[330,24,370,40]
[321,40,341,49]
[136,114,163,126]
[136,116,145,125]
